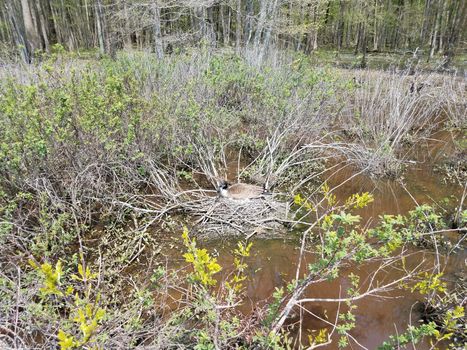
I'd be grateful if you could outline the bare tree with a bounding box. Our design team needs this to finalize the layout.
[4,0,30,62]
[20,0,40,55]
[95,0,106,55]
[235,0,242,51]
[151,2,164,58]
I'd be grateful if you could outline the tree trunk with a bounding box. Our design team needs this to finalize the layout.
[83,0,92,46]
[195,7,206,42]
[21,0,40,57]
[152,4,164,58]
[253,0,268,47]
[429,0,440,58]
[244,0,254,45]
[336,0,344,52]
[220,4,231,46]
[59,0,73,49]
[354,23,361,55]
[235,0,242,51]
[207,6,216,47]
[226,6,232,46]
[437,0,447,54]
[420,0,431,46]
[345,17,351,48]
[373,0,378,51]
[442,0,466,68]
[262,0,278,49]
[95,0,106,55]
[360,24,367,68]
[0,6,10,42]
[35,0,49,53]
[256,0,279,63]
[5,0,30,62]
[121,0,131,49]
[312,5,318,51]
[295,2,305,51]
[50,2,61,45]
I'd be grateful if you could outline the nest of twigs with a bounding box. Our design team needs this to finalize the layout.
[120,162,291,237]
[187,195,290,238]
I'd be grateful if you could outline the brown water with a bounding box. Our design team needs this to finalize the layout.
[152,132,465,349]
[209,241,437,349]
[200,172,461,349]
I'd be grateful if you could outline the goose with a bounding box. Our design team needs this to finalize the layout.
[217,181,268,200]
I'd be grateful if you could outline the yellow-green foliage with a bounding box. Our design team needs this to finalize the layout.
[293,193,314,211]
[321,181,337,206]
[369,203,452,256]
[440,305,464,340]
[345,192,374,208]
[407,272,464,342]
[293,184,374,230]
[308,328,328,346]
[411,272,447,295]
[30,259,106,349]
[177,228,257,348]
[182,227,221,287]
[226,241,253,293]
[28,259,64,296]
[72,262,98,282]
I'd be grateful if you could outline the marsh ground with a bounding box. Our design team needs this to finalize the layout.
[0,49,465,349]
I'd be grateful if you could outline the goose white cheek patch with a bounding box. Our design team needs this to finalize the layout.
[219,188,229,198]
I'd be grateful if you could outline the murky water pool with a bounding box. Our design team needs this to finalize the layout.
[151,132,465,349]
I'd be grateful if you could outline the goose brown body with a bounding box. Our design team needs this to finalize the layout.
[218,182,265,200]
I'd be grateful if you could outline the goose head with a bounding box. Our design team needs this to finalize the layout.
[217,180,230,198]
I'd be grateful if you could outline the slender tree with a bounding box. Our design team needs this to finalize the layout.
[152,2,163,58]
[21,0,40,57]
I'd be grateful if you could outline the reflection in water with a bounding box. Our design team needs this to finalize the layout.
[327,161,461,225]
[209,238,439,349]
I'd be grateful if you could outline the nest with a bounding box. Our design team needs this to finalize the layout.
[135,165,292,237]
[187,195,290,238]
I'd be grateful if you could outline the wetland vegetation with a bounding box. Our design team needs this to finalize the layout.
[0,1,466,349]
